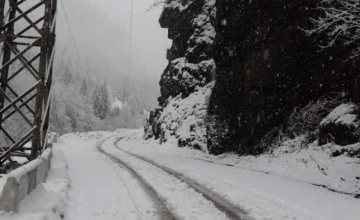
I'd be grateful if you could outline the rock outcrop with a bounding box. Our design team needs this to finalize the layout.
[144,0,216,147]
[157,0,216,105]
[207,0,360,155]
[146,0,360,155]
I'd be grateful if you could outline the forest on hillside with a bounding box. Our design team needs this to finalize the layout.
[0,0,162,147]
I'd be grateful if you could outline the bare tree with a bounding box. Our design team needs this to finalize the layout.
[305,0,360,59]
[146,0,166,12]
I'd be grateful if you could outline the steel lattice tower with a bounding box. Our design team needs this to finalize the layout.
[0,0,57,169]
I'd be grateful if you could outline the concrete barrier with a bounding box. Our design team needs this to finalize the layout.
[0,136,56,212]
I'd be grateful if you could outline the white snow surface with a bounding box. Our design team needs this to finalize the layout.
[121,131,360,220]
[164,0,193,12]
[320,103,359,126]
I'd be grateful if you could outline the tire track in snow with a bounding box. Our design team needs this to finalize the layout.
[113,137,255,220]
[96,137,177,220]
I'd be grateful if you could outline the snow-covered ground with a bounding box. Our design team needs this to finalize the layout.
[118,131,360,220]
[2,129,359,220]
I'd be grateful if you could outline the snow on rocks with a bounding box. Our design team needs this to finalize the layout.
[187,0,216,61]
[159,82,214,152]
[320,103,359,126]
[164,0,194,13]
[319,103,360,146]
[149,0,217,147]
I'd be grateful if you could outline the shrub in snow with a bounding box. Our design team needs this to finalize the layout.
[260,95,343,152]
[319,103,360,146]
[206,114,235,155]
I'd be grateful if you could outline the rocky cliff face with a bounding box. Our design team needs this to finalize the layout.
[207,0,359,155]
[144,0,216,149]
[146,0,360,155]
[157,0,216,105]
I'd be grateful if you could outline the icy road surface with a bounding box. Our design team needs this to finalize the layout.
[52,130,360,220]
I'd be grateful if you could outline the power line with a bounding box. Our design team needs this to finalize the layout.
[127,0,134,79]
[59,0,82,65]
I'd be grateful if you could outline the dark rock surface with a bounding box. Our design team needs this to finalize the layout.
[144,108,162,140]
[144,0,216,142]
[207,0,360,155]
[146,0,360,155]
[158,0,216,105]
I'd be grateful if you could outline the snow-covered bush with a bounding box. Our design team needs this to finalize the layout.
[286,94,343,139]
[260,94,343,151]
[319,103,360,145]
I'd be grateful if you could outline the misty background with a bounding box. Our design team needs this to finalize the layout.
[56,0,170,82]
[50,0,171,133]
[0,0,171,143]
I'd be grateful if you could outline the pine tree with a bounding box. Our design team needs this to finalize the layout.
[65,105,77,131]
[61,59,73,86]
[80,78,89,96]
[92,82,110,120]
[100,81,110,118]
[92,84,101,119]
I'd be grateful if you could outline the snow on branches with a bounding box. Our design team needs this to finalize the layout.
[305,0,360,59]
[146,0,166,12]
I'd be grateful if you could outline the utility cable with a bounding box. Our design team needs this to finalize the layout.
[127,0,133,78]
[59,0,82,67]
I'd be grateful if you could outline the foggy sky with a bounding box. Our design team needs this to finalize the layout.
[56,0,171,81]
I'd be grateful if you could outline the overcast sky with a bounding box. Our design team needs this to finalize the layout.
[56,0,171,80]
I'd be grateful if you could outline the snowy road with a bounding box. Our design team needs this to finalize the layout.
[54,131,360,220]
[108,137,251,220]
[96,138,176,220]
[60,134,167,220]
[59,133,249,220]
